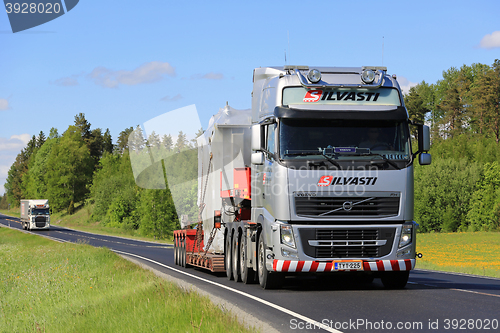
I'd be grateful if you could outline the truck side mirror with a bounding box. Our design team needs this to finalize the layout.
[419,153,431,165]
[418,125,430,152]
[251,124,261,151]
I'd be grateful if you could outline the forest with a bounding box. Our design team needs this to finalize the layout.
[1,59,499,236]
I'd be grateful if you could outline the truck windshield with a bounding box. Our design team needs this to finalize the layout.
[279,118,410,161]
[32,208,49,215]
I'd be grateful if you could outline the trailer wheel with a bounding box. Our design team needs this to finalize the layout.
[225,234,233,280]
[174,236,178,265]
[257,235,284,289]
[240,234,255,284]
[381,271,409,289]
[180,237,186,268]
[232,235,241,282]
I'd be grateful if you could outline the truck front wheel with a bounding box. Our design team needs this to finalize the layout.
[381,271,409,289]
[257,235,284,289]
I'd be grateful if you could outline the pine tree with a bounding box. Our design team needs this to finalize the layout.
[191,127,204,147]
[175,131,188,152]
[162,134,173,151]
[117,127,134,153]
[74,113,92,143]
[36,131,46,148]
[404,87,430,137]
[147,131,161,148]
[103,128,113,153]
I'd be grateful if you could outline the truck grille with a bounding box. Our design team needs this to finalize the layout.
[35,216,46,222]
[295,196,399,217]
[35,222,46,228]
[316,246,379,258]
[317,229,378,240]
[299,228,395,259]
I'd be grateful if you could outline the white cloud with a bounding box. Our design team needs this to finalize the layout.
[189,72,225,80]
[0,134,31,151]
[0,164,10,179]
[0,98,10,110]
[479,31,500,49]
[202,72,224,80]
[397,76,418,95]
[53,76,79,86]
[88,61,176,88]
[160,94,182,102]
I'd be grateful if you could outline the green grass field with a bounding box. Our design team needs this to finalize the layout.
[0,228,255,332]
[416,231,500,278]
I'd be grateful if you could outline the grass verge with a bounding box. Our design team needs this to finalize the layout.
[0,227,255,332]
[416,231,500,279]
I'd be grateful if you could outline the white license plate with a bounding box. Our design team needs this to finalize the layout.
[334,261,363,270]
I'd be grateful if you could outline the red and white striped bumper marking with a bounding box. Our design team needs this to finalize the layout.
[272,259,415,272]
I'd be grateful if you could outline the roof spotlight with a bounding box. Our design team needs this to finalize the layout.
[307,69,322,83]
[361,69,376,84]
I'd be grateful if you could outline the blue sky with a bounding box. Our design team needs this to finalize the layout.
[1,0,500,195]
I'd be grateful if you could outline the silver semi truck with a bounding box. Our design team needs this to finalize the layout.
[20,199,51,230]
[174,66,431,289]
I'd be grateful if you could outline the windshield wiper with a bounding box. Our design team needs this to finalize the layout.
[320,154,341,168]
[284,150,322,156]
[285,150,340,168]
[365,153,401,170]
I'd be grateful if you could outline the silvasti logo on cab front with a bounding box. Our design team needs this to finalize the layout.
[303,89,381,103]
[317,176,378,187]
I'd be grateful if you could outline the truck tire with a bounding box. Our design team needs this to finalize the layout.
[225,234,233,280]
[257,235,284,289]
[174,236,178,265]
[240,234,255,284]
[381,271,409,289]
[232,235,241,282]
[180,237,186,268]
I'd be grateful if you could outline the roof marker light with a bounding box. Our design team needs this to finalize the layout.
[307,69,322,83]
[361,69,376,84]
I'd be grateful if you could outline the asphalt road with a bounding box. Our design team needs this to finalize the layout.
[1,213,499,333]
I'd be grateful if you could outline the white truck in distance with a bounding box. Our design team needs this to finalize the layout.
[174,65,431,289]
[20,199,51,231]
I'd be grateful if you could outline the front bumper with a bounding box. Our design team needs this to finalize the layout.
[272,259,415,272]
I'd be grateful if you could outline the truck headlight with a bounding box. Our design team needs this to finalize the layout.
[280,225,296,249]
[398,223,413,248]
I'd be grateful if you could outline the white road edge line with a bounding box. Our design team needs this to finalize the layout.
[450,288,500,298]
[112,249,343,333]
